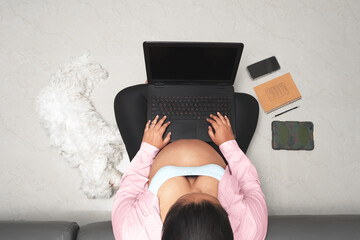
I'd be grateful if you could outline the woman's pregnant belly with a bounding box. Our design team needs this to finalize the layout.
[149,139,226,182]
[148,139,226,222]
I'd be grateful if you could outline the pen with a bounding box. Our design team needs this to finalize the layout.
[273,106,299,118]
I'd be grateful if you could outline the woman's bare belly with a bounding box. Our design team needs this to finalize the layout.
[148,139,226,221]
[149,139,225,182]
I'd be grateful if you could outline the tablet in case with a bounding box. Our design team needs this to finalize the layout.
[272,121,314,150]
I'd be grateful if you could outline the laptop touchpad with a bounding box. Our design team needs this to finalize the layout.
[172,121,197,140]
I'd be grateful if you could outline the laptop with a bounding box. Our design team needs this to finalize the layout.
[143,41,244,142]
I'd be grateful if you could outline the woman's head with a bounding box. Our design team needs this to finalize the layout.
[161,192,233,240]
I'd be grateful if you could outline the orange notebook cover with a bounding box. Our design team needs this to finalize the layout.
[254,73,301,113]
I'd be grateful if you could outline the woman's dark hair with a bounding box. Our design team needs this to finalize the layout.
[161,199,233,240]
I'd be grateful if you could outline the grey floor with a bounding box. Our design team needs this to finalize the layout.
[0,0,359,226]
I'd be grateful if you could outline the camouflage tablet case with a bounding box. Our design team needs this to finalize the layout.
[272,121,314,150]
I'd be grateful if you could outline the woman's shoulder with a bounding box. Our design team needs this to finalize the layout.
[112,190,162,239]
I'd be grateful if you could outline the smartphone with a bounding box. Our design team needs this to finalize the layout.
[247,56,280,80]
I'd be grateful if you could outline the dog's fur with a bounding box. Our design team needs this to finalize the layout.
[36,52,124,199]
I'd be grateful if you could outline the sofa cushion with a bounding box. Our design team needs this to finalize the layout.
[0,221,79,240]
[266,215,360,240]
[78,215,360,240]
[77,221,115,240]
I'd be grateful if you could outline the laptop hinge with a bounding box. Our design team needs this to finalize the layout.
[217,83,227,89]
[154,83,165,88]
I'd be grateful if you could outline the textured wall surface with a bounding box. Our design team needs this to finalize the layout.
[0,0,359,226]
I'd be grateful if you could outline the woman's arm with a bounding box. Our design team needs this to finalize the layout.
[219,140,268,240]
[111,142,158,239]
[112,115,171,239]
[207,113,268,240]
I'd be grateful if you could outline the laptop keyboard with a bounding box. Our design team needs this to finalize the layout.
[150,96,231,120]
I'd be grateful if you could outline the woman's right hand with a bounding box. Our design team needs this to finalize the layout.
[142,115,171,149]
[206,112,235,146]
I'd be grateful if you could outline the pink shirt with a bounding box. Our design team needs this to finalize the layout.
[112,140,268,240]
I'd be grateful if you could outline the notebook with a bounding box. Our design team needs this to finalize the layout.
[253,72,301,113]
[143,41,244,142]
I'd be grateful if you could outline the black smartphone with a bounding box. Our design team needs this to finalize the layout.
[247,56,280,80]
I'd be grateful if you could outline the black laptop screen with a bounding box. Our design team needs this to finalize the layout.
[144,42,243,85]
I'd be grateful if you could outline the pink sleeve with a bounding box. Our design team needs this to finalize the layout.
[111,142,159,239]
[218,140,268,240]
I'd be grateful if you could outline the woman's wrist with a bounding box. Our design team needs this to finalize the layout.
[140,141,160,154]
[218,139,236,148]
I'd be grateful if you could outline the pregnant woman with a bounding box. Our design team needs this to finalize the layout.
[111,84,268,240]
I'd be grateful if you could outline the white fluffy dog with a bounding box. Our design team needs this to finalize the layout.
[36,52,125,199]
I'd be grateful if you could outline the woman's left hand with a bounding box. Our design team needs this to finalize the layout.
[142,115,171,150]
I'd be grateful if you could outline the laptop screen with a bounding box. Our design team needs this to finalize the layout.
[143,42,243,85]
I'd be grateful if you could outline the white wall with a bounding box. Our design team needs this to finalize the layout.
[0,0,359,226]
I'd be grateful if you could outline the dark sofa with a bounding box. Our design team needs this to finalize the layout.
[1,215,359,239]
